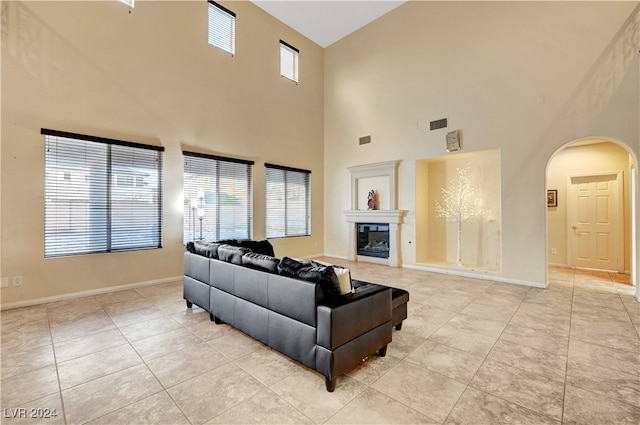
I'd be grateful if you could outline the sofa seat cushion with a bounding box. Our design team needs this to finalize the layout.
[242,253,280,273]
[218,244,252,265]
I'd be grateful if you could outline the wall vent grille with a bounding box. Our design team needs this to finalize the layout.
[430,118,448,131]
[359,135,371,145]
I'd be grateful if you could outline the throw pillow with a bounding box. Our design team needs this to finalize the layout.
[332,266,354,295]
[278,257,340,301]
[242,253,280,273]
[311,260,354,296]
[218,244,251,265]
[217,239,275,257]
[193,241,220,259]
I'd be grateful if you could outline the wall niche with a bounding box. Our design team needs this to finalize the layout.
[416,149,502,271]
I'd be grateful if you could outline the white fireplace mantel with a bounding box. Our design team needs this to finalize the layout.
[344,160,405,267]
[343,209,406,224]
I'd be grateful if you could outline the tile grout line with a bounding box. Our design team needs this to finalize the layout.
[559,269,576,425]
[46,303,68,425]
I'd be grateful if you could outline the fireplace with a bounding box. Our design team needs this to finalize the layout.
[343,160,406,267]
[357,223,390,258]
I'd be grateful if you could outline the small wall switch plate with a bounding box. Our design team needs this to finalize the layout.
[12,276,23,286]
[1,278,8,288]
[551,248,557,255]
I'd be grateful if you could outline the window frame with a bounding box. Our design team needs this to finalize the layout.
[208,0,236,55]
[42,128,164,258]
[265,163,311,239]
[183,151,254,243]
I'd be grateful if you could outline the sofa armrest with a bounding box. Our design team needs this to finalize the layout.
[317,284,391,350]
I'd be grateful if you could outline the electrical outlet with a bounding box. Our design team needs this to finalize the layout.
[12,276,23,286]
[551,248,557,255]
[1,278,8,288]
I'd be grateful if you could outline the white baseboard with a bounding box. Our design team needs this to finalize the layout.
[0,276,183,311]
[317,255,546,289]
[318,253,348,260]
[401,264,547,288]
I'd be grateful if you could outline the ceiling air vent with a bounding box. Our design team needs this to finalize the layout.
[430,118,448,131]
[359,135,371,145]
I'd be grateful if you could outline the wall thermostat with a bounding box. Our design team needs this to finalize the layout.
[446,130,462,152]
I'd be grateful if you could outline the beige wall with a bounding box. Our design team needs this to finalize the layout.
[547,142,632,271]
[324,1,639,286]
[1,0,324,306]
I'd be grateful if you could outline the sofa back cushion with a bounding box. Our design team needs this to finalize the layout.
[218,244,251,265]
[242,253,280,273]
[217,239,275,257]
[267,273,323,326]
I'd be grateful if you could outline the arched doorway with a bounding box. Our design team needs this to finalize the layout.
[546,137,638,300]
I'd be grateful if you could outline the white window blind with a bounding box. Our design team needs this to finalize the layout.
[183,152,253,243]
[280,40,299,83]
[208,1,235,55]
[265,163,310,238]
[120,0,134,7]
[43,129,163,258]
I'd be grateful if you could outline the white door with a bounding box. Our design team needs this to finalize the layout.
[568,172,623,272]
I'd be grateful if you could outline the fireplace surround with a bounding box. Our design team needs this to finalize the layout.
[344,160,406,267]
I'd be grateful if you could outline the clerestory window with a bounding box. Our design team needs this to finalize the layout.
[280,40,299,83]
[208,1,236,55]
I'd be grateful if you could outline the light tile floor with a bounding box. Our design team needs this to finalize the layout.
[1,261,639,424]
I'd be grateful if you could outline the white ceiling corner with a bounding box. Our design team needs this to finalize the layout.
[250,1,407,48]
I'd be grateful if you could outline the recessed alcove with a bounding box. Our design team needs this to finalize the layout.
[416,149,502,271]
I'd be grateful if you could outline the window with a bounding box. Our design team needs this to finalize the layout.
[208,1,235,55]
[183,152,253,243]
[280,40,299,83]
[265,163,310,238]
[43,129,163,258]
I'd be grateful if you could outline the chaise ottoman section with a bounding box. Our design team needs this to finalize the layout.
[392,288,409,330]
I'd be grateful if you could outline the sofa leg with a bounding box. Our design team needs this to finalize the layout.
[378,345,388,357]
[186,300,193,308]
[395,322,403,331]
[325,376,336,392]
[209,313,215,322]
[211,315,223,325]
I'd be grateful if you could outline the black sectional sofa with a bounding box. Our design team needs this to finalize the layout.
[183,240,408,392]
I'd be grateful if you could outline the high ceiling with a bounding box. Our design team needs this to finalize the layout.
[251,1,407,47]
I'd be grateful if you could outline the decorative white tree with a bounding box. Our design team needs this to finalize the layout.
[435,165,485,267]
